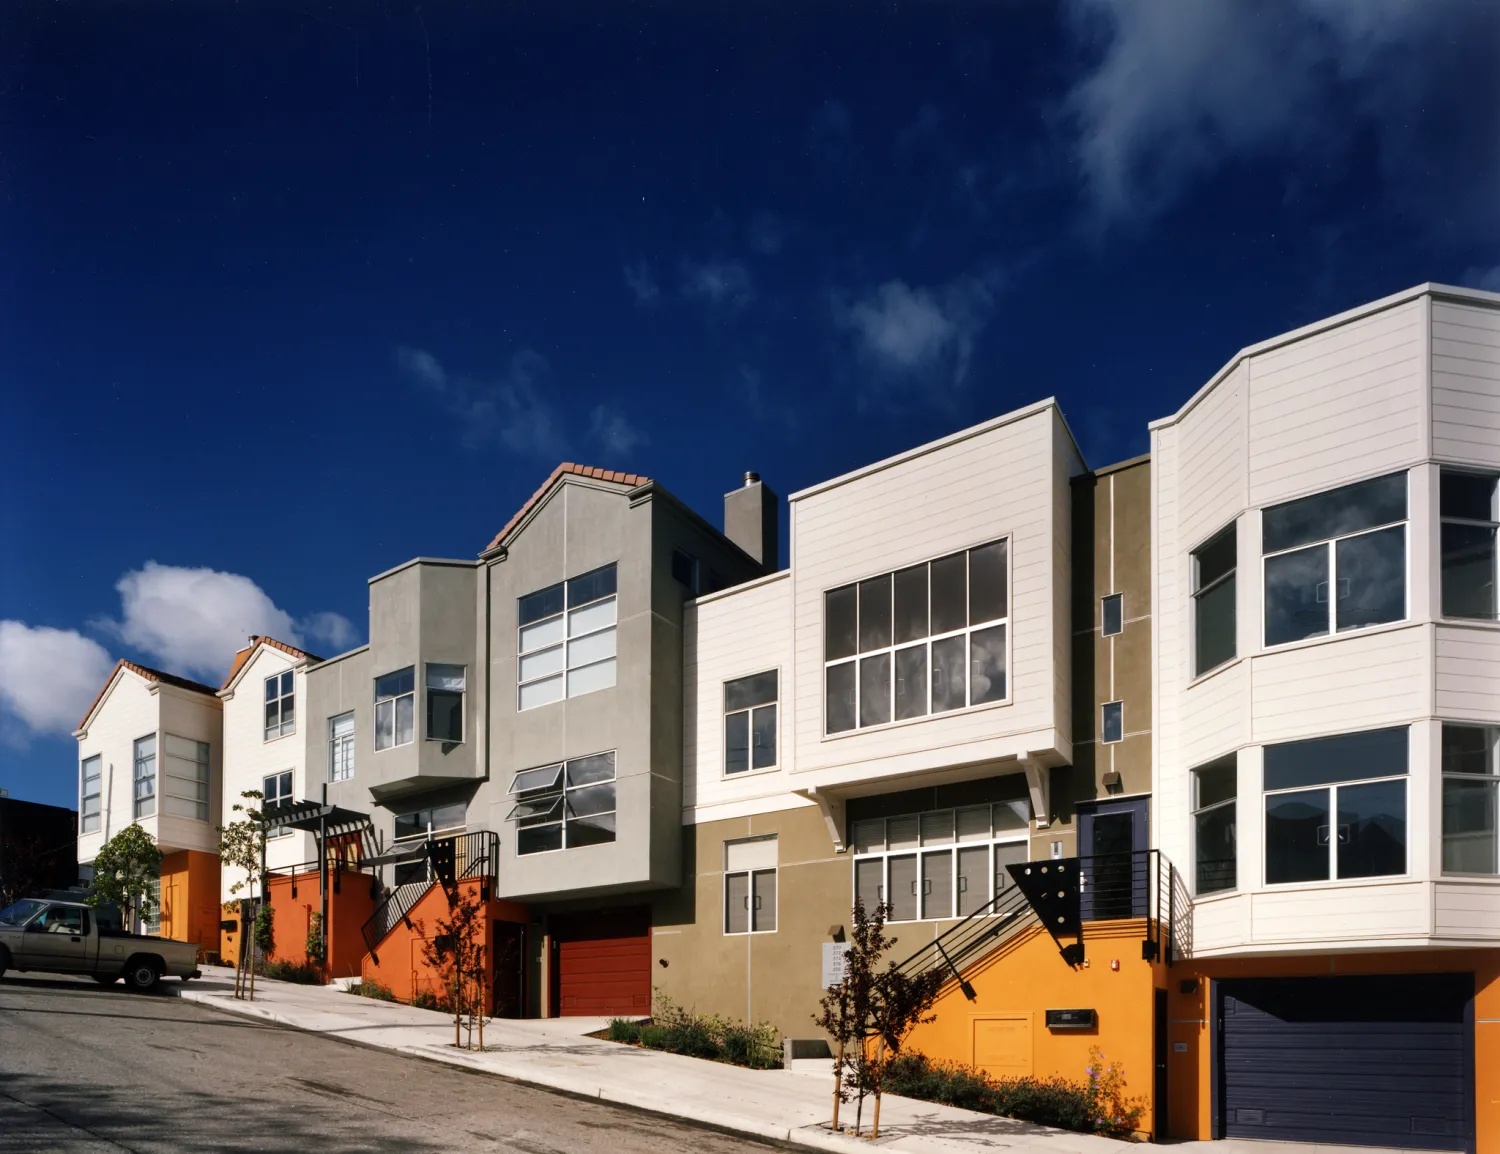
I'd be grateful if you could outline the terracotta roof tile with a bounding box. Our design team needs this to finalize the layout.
[482,462,652,554]
[78,659,222,732]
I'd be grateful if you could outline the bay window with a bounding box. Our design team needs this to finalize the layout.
[1192,524,1236,675]
[518,564,618,710]
[163,734,210,821]
[1192,755,1237,893]
[1440,470,1498,620]
[1442,723,1498,874]
[1262,473,1407,647]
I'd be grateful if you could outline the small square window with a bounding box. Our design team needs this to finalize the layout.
[1101,594,1123,637]
[1101,702,1123,744]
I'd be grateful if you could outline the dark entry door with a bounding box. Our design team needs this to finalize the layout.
[1153,987,1169,1141]
[1219,974,1473,1149]
[1078,796,1148,919]
[492,921,527,1019]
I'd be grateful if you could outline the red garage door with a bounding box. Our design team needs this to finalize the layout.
[551,906,651,1017]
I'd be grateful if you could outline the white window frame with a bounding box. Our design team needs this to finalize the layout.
[1439,721,1499,877]
[517,565,618,711]
[1190,522,1237,678]
[1439,469,1500,622]
[723,669,778,777]
[822,537,1012,738]
[506,751,618,855]
[1101,701,1124,745]
[1261,474,1409,650]
[724,836,778,935]
[162,733,211,822]
[1101,593,1123,637]
[132,734,157,820]
[425,663,467,743]
[1190,755,1237,896]
[263,771,294,838]
[264,671,295,741]
[80,755,102,833]
[374,667,415,751]
[849,802,1031,924]
[392,801,468,844]
[328,712,355,782]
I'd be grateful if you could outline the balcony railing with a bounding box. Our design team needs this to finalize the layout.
[360,830,500,955]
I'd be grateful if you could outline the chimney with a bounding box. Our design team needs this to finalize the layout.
[724,471,779,572]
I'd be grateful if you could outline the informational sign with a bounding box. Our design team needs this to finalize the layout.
[821,941,851,988]
[1044,1007,1097,1030]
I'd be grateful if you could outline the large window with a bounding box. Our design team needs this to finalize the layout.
[80,755,102,833]
[725,670,777,775]
[393,801,467,841]
[518,564,618,710]
[263,770,293,838]
[132,734,156,820]
[426,663,466,742]
[507,751,616,854]
[1263,727,1407,885]
[328,712,355,782]
[1263,473,1407,647]
[264,671,295,740]
[1192,755,1237,894]
[1192,525,1236,675]
[1442,723,1498,875]
[374,667,415,751]
[162,734,210,822]
[824,540,1008,735]
[724,836,777,934]
[1440,471,1498,620]
[851,799,1030,922]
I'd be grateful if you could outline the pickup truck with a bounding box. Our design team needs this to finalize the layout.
[0,898,201,992]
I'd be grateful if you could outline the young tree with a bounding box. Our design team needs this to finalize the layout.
[305,910,327,973]
[420,884,487,1051]
[218,789,269,1000]
[87,823,162,933]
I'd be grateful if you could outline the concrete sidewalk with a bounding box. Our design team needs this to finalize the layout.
[172,968,1128,1153]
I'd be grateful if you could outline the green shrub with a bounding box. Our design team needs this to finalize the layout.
[411,987,452,1012]
[637,1024,669,1049]
[606,1018,642,1043]
[350,979,397,1002]
[259,959,323,985]
[606,991,782,1069]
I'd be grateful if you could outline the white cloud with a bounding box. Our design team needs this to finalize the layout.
[589,404,648,458]
[623,260,660,305]
[397,345,566,457]
[0,622,115,740]
[680,259,754,309]
[299,611,360,653]
[1462,265,1500,294]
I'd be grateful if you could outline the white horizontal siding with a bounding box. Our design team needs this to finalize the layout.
[1180,661,1250,769]
[1189,893,1250,955]
[1435,625,1500,722]
[1432,300,1500,466]
[77,672,166,864]
[1249,880,1427,943]
[156,688,223,856]
[1178,363,1246,552]
[1432,880,1500,939]
[1247,300,1426,507]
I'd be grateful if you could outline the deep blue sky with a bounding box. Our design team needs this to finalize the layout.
[3,1,1498,808]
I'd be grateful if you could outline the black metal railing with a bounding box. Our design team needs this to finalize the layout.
[889,880,1036,995]
[360,831,500,954]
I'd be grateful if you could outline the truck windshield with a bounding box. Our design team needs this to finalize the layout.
[0,899,47,926]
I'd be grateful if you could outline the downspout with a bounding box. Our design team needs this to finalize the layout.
[319,783,329,967]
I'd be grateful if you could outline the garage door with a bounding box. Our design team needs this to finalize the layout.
[1220,974,1473,1150]
[551,906,650,1017]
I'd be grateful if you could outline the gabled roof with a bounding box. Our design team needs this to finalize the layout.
[77,659,220,732]
[482,463,652,555]
[219,635,321,693]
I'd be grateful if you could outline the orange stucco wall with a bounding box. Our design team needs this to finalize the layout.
[158,850,221,961]
[361,878,527,1013]
[1166,948,1500,1152]
[258,867,377,979]
[904,919,1163,1138]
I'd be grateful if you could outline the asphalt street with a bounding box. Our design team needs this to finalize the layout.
[0,974,776,1153]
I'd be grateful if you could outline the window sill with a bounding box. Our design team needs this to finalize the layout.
[1189,887,1240,903]
[821,694,1014,742]
[374,741,415,753]
[1185,657,1240,692]
[1259,872,1414,893]
[1438,871,1500,882]
[1436,616,1500,630]
[722,765,779,781]
[1258,616,1417,659]
[425,736,465,744]
[723,929,778,937]
[263,731,297,744]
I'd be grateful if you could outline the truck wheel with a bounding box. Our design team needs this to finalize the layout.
[124,958,161,992]
[93,974,120,986]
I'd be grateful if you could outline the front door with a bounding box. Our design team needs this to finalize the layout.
[1078,796,1149,920]
[492,921,527,1019]
[20,905,91,973]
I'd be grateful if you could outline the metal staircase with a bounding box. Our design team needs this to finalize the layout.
[360,831,501,957]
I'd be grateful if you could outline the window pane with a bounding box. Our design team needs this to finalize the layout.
[567,564,617,607]
[725,711,750,774]
[1195,527,1237,590]
[519,674,564,711]
[859,653,891,727]
[509,795,564,824]
[265,676,279,702]
[427,689,463,742]
[888,854,917,921]
[1194,573,1237,675]
[825,662,856,734]
[520,615,564,654]
[1264,726,1408,790]
[568,597,617,638]
[752,869,777,932]
[1264,544,1329,646]
[956,805,991,841]
[375,667,414,700]
[426,663,466,691]
[893,565,929,644]
[969,624,1007,705]
[887,815,920,850]
[1262,473,1407,553]
[851,819,885,854]
[280,671,294,697]
[1195,803,1236,893]
[1442,778,1497,874]
[824,586,858,661]
[1265,788,1330,884]
[509,764,563,793]
[894,644,928,720]
[968,541,1007,624]
[1442,724,1497,776]
[1441,522,1497,619]
[855,858,884,909]
[1101,593,1123,637]
[1440,470,1498,521]
[519,583,565,627]
[751,704,777,769]
[931,635,966,713]
[858,574,892,652]
[725,872,749,933]
[922,850,952,919]
[920,810,954,845]
[374,699,394,749]
[1194,757,1237,809]
[394,695,414,745]
[518,824,563,855]
[519,645,565,683]
[330,712,354,739]
[1102,702,1123,744]
[566,782,616,818]
[569,811,616,847]
[1335,524,1405,631]
[568,628,616,668]
[930,553,967,635]
[957,845,989,915]
[265,701,279,735]
[567,752,615,787]
[1337,779,1406,879]
[994,842,1027,895]
[725,670,778,711]
[567,658,616,698]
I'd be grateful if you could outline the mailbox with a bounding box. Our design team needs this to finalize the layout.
[1044,1008,1097,1030]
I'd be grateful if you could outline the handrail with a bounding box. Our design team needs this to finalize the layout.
[889,883,1036,989]
[360,831,500,955]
